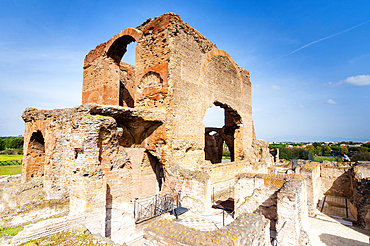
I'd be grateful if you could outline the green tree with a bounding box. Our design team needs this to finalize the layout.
[339,146,348,155]
[0,139,5,151]
[359,146,369,153]
[292,148,309,159]
[306,145,315,152]
[330,145,339,151]
[323,145,331,154]
[363,143,370,148]
[314,146,322,155]
[5,138,24,149]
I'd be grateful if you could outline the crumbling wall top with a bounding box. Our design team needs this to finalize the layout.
[22,104,166,123]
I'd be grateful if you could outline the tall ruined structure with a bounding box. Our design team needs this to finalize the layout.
[20,13,273,244]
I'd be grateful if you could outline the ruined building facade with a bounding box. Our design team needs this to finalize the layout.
[10,13,370,246]
[20,13,274,244]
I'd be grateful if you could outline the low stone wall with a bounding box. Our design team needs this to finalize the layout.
[0,198,69,228]
[143,213,270,246]
[0,175,46,213]
[203,161,249,184]
[205,161,249,204]
[8,215,84,246]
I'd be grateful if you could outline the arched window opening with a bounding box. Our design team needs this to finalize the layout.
[203,102,241,164]
[28,131,45,153]
[106,35,136,64]
[26,131,46,180]
[106,35,137,107]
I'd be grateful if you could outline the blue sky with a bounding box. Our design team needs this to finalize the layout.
[1,0,369,142]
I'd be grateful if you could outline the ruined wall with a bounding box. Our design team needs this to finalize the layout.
[21,104,169,243]
[168,38,254,168]
[82,13,260,172]
[276,179,309,246]
[320,165,352,198]
[19,12,279,244]
[234,173,309,245]
[83,28,142,106]
[295,162,321,216]
[351,162,370,229]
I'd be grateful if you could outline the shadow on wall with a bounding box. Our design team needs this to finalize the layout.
[319,233,369,246]
[253,190,278,232]
[324,171,352,198]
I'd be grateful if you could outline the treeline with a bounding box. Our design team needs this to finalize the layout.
[0,137,24,151]
[270,141,370,161]
[278,148,312,161]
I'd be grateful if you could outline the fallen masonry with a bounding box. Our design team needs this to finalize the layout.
[1,12,370,246]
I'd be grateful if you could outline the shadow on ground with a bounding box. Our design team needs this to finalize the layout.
[319,233,369,246]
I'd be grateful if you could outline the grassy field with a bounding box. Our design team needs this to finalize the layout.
[0,165,22,175]
[313,156,338,162]
[0,154,23,161]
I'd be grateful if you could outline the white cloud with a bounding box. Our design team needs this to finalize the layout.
[272,85,281,90]
[327,99,337,105]
[298,104,304,109]
[346,75,370,86]
[253,108,262,112]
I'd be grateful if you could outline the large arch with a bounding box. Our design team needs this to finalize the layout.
[198,48,246,103]
[105,28,143,63]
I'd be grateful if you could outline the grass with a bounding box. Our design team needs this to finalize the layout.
[0,165,22,175]
[0,154,23,161]
[313,156,338,162]
[0,225,24,238]
[19,230,113,246]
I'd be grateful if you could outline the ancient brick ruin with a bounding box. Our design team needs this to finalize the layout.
[1,12,369,246]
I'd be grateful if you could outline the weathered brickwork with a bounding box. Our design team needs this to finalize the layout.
[143,213,270,246]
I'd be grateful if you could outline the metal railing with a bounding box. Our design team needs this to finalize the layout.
[134,190,180,224]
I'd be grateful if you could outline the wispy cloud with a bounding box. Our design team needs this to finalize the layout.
[324,81,343,87]
[274,20,370,61]
[294,103,304,108]
[327,99,338,105]
[346,75,370,86]
[272,85,281,90]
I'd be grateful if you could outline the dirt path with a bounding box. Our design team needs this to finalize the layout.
[308,217,370,246]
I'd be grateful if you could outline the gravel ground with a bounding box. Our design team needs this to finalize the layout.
[307,217,370,246]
